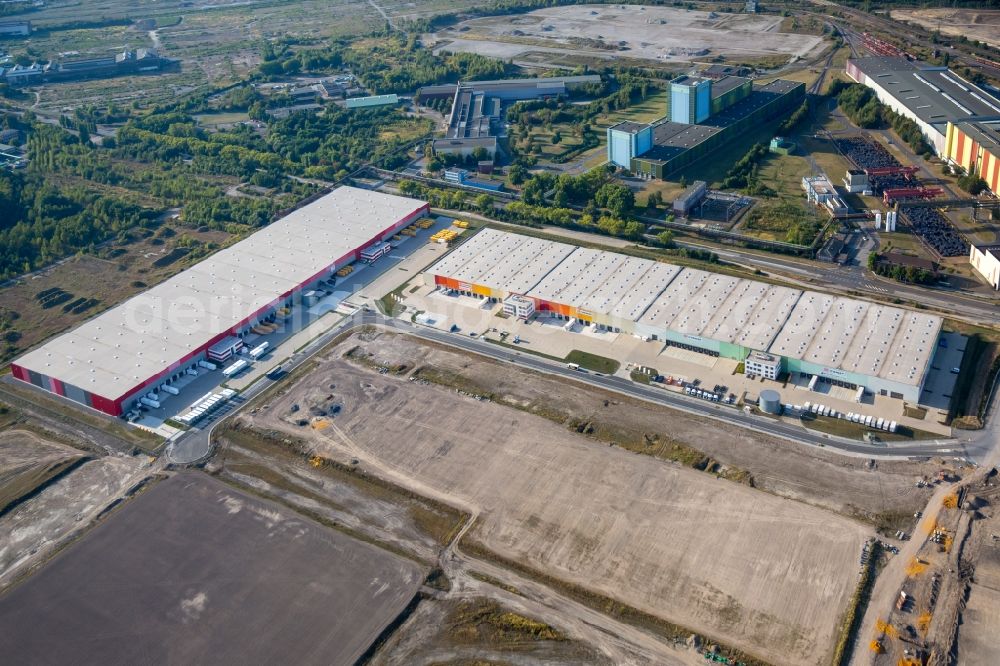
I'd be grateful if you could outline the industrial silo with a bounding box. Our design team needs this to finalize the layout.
[759,389,782,415]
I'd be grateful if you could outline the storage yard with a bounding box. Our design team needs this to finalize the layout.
[429,5,825,68]
[0,473,424,665]
[426,228,944,403]
[10,187,429,417]
[832,135,971,258]
[241,330,891,666]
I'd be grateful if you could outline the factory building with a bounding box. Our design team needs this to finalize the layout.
[2,49,167,87]
[606,122,653,170]
[607,78,805,178]
[426,75,600,158]
[426,229,942,401]
[11,187,429,416]
[944,119,1000,195]
[344,94,398,109]
[663,75,752,125]
[846,57,1000,156]
[667,75,712,124]
[969,244,1000,290]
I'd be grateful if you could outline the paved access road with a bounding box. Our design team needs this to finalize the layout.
[170,311,988,465]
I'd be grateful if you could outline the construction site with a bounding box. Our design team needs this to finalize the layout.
[224,327,968,666]
[860,468,1000,666]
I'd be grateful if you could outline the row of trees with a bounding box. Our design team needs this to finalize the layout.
[867,253,936,285]
[833,82,931,155]
[720,143,774,196]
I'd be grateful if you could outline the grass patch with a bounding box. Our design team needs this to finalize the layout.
[629,368,652,384]
[564,350,619,374]
[799,414,939,441]
[444,597,565,646]
[0,381,163,453]
[903,405,927,420]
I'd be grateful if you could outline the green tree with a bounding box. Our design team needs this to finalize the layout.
[474,193,493,213]
[656,229,674,247]
[594,183,634,218]
[508,164,526,186]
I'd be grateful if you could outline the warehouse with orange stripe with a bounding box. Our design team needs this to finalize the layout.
[426,229,943,402]
[945,119,1000,195]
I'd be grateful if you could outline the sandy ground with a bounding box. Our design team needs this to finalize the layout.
[215,430,463,563]
[430,5,825,65]
[0,453,154,589]
[246,331,875,666]
[0,429,85,513]
[351,331,940,520]
[952,480,1000,665]
[891,9,1000,50]
[0,472,423,665]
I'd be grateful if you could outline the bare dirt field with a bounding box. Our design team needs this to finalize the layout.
[430,5,826,68]
[243,330,878,666]
[0,429,86,515]
[891,9,1000,50]
[0,451,153,589]
[350,331,937,524]
[0,472,423,665]
[952,480,1000,665]
[213,424,467,564]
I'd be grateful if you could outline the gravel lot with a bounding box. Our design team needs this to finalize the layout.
[431,5,825,64]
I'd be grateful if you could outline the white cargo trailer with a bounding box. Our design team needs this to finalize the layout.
[223,359,249,377]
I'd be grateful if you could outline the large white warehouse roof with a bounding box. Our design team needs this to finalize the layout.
[14,187,427,403]
[428,229,942,389]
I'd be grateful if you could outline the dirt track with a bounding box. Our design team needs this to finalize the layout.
[247,332,875,666]
[0,429,85,514]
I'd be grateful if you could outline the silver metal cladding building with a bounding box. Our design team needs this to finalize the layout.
[12,187,429,416]
[846,56,1000,156]
[426,229,942,402]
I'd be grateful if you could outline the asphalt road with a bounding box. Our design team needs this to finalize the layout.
[169,311,992,466]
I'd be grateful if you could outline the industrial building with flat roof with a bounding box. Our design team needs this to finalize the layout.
[426,75,601,157]
[426,229,942,401]
[12,187,429,416]
[846,56,1000,156]
[607,78,805,179]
